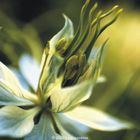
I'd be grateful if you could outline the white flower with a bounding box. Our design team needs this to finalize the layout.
[0,1,132,139]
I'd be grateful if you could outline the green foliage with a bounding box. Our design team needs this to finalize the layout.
[0,12,43,64]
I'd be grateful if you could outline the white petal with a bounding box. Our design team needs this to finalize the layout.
[0,106,39,137]
[25,113,62,140]
[64,106,133,131]
[19,54,40,91]
[38,15,74,96]
[0,62,21,88]
[50,14,74,49]
[50,81,93,112]
[0,81,33,106]
[0,62,38,103]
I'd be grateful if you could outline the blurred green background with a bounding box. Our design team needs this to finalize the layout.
[0,0,140,140]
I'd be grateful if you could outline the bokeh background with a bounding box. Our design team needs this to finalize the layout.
[0,0,140,140]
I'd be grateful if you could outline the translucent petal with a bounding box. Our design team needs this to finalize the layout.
[50,81,93,112]
[25,113,62,140]
[0,106,39,137]
[19,54,40,91]
[64,106,134,131]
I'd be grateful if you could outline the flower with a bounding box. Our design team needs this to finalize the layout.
[0,1,132,139]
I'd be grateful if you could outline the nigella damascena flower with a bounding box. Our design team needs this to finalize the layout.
[0,1,133,139]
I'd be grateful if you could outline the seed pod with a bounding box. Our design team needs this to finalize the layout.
[62,55,79,86]
[78,54,86,70]
[64,55,79,80]
[71,54,87,83]
[78,60,96,82]
[56,38,67,56]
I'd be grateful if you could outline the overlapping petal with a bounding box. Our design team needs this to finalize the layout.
[0,106,39,137]
[38,15,74,96]
[19,54,40,91]
[25,113,62,140]
[0,62,38,105]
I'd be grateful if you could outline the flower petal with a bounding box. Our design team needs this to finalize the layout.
[19,54,40,91]
[53,114,75,138]
[0,106,39,138]
[39,50,63,96]
[0,62,38,103]
[0,81,33,106]
[38,15,74,96]
[49,14,74,49]
[50,81,93,112]
[63,106,134,131]
[0,61,21,88]
[25,113,62,140]
[56,113,90,136]
[11,68,30,90]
